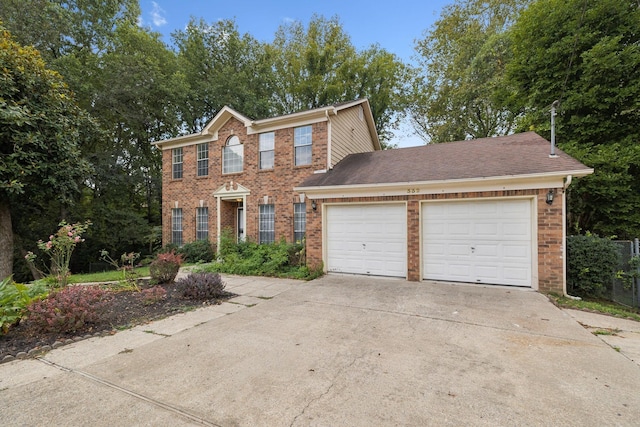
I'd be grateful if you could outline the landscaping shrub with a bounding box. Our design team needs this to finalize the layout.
[567,234,621,298]
[99,250,141,290]
[200,232,319,279]
[176,240,215,263]
[138,286,167,305]
[0,277,49,334]
[149,251,183,284]
[176,272,227,300]
[27,286,109,334]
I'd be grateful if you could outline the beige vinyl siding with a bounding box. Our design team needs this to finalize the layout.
[331,105,376,168]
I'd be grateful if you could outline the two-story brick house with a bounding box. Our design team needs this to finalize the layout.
[153,98,379,253]
[155,99,593,295]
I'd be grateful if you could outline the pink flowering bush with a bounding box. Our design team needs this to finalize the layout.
[25,220,91,287]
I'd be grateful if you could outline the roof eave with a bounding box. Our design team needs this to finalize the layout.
[295,169,594,196]
[152,133,210,149]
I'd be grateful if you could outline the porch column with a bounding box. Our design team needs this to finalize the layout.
[216,195,221,253]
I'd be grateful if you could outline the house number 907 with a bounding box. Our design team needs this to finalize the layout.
[407,188,420,194]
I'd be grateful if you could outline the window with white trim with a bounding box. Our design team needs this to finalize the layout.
[196,207,208,240]
[172,147,183,179]
[172,208,183,246]
[259,132,275,170]
[294,125,312,166]
[293,203,306,243]
[259,204,275,244]
[197,143,209,176]
[222,135,243,174]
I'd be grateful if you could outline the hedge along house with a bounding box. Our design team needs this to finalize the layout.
[152,99,380,254]
[296,132,593,294]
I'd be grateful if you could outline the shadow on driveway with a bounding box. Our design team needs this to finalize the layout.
[2,274,639,426]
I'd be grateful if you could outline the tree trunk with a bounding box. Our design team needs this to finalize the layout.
[0,197,13,280]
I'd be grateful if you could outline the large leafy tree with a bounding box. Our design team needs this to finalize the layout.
[0,27,95,279]
[0,0,140,108]
[76,23,184,260]
[507,0,640,238]
[172,19,274,133]
[2,1,180,277]
[409,0,529,143]
[269,15,407,145]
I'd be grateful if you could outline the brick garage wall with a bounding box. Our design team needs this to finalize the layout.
[306,188,566,293]
[536,189,564,293]
[161,117,328,246]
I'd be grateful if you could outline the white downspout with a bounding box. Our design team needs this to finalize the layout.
[562,175,581,300]
[241,194,247,242]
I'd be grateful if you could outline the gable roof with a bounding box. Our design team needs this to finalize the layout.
[152,99,380,150]
[297,132,593,189]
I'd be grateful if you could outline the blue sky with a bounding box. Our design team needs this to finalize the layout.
[139,0,452,146]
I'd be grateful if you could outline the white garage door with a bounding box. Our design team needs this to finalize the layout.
[422,199,532,287]
[326,204,406,277]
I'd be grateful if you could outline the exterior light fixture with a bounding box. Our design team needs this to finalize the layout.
[311,200,317,211]
[546,189,555,205]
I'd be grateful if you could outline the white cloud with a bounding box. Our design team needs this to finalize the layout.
[151,2,167,27]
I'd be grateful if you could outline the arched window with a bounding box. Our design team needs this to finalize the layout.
[222,135,243,174]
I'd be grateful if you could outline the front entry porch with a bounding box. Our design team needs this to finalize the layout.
[213,181,250,249]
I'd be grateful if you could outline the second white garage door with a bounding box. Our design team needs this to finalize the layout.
[326,204,406,277]
[422,199,533,287]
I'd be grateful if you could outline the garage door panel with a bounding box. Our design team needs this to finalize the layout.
[475,203,499,216]
[327,204,406,277]
[502,244,530,261]
[447,265,472,279]
[423,199,532,287]
[448,243,471,256]
[448,203,473,216]
[474,244,499,258]
[424,261,445,275]
[424,223,446,236]
[504,267,529,281]
[474,222,499,237]
[503,222,530,238]
[447,222,471,236]
[424,242,445,255]
[475,265,500,281]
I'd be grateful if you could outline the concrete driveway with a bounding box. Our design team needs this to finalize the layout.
[2,274,640,426]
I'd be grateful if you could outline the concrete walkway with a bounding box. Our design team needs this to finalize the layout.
[2,274,640,426]
[565,308,640,368]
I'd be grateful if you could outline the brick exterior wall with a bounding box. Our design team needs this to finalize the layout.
[159,109,567,294]
[161,117,328,246]
[306,188,566,293]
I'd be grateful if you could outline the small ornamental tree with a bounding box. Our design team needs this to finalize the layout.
[25,221,91,287]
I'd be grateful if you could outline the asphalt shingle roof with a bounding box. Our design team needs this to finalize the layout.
[299,132,592,188]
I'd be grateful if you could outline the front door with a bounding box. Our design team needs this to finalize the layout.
[237,207,245,242]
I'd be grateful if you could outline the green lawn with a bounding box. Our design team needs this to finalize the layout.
[549,295,640,322]
[67,266,151,284]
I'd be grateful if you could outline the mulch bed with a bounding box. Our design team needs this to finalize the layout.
[0,281,234,363]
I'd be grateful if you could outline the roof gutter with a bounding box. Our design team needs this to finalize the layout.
[295,169,594,195]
